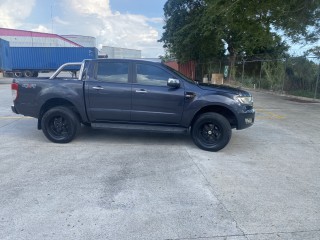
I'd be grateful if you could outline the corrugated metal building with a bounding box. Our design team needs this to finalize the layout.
[61,35,96,48]
[100,46,141,59]
[0,28,85,47]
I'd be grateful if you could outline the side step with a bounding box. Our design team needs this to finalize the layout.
[92,123,188,133]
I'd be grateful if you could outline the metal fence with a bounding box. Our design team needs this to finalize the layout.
[196,56,320,100]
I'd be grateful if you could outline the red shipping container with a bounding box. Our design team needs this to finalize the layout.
[165,60,196,80]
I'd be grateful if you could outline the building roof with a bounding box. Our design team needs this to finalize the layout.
[0,27,82,47]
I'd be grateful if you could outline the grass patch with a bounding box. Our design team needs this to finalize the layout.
[287,90,319,99]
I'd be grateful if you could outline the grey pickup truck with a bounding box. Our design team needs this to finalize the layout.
[11,59,255,151]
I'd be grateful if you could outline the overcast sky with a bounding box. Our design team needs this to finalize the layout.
[0,0,167,57]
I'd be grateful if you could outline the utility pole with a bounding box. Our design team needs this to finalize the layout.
[241,59,245,84]
[51,0,54,33]
[314,61,320,100]
[281,58,288,94]
[259,61,263,90]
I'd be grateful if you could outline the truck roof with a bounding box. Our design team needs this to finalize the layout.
[93,58,162,63]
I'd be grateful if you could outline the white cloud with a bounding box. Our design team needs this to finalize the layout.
[53,17,69,26]
[60,0,164,57]
[70,0,112,16]
[147,17,164,24]
[0,0,36,28]
[0,0,164,57]
[31,25,51,33]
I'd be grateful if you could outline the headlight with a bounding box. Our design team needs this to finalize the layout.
[235,96,253,105]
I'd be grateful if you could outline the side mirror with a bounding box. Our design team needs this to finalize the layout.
[167,78,180,88]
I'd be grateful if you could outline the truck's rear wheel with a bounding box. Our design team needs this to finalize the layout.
[191,112,231,152]
[24,70,33,78]
[41,106,80,143]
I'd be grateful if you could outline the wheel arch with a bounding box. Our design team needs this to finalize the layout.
[38,98,82,129]
[190,105,238,129]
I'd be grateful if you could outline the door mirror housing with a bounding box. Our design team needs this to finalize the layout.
[167,78,180,88]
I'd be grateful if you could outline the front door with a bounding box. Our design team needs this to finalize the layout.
[131,63,185,124]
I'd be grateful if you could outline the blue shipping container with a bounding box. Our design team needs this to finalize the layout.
[8,47,98,71]
[0,39,12,71]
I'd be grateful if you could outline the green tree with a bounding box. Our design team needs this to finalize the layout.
[306,46,320,58]
[160,0,320,78]
[261,61,285,90]
[286,57,318,91]
[204,0,320,79]
[159,0,224,62]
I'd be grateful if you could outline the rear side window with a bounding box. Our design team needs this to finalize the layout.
[96,62,129,83]
[136,64,172,87]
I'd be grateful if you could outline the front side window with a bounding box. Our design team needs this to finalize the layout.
[136,64,172,87]
[96,62,129,83]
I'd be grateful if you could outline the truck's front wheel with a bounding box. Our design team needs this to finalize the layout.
[14,72,22,78]
[191,113,231,152]
[41,106,80,143]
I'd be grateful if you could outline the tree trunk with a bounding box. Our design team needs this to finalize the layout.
[228,45,237,81]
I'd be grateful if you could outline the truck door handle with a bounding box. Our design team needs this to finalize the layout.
[185,92,196,99]
[92,86,104,90]
[135,89,148,93]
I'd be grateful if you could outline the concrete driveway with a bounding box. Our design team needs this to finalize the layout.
[0,78,319,240]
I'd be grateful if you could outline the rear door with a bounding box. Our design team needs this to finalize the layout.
[131,62,185,124]
[86,60,132,122]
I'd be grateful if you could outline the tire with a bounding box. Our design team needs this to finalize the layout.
[24,70,33,78]
[32,72,39,77]
[41,106,80,143]
[191,112,231,152]
[14,72,22,78]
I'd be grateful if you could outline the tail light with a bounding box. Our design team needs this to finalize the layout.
[11,82,18,101]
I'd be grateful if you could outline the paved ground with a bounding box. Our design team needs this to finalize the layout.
[0,78,320,240]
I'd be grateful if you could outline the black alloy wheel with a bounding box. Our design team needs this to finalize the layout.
[191,112,231,151]
[41,106,80,143]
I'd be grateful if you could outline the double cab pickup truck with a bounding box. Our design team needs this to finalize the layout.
[11,59,255,151]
